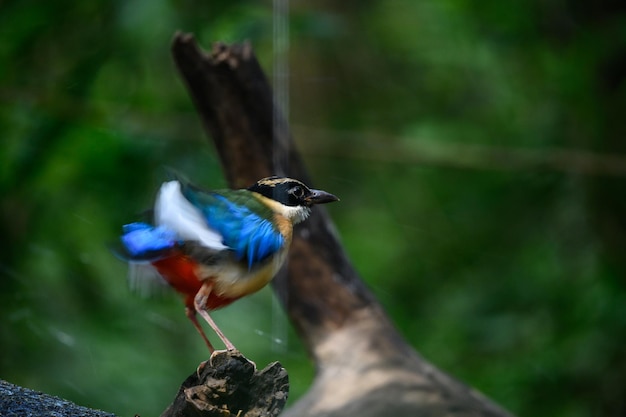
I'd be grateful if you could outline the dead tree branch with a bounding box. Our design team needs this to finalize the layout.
[170,32,515,417]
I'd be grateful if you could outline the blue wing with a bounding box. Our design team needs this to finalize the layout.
[118,222,178,260]
[119,181,285,269]
[184,188,285,269]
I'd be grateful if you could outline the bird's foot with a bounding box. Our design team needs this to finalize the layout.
[196,348,243,376]
[196,349,255,378]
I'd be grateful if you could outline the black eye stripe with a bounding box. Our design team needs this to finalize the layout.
[248,178,310,207]
[290,186,305,197]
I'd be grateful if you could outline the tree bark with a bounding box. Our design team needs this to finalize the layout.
[170,32,515,417]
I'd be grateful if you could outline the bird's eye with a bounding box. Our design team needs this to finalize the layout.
[290,186,305,198]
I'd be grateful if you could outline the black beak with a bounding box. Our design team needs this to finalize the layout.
[305,189,340,206]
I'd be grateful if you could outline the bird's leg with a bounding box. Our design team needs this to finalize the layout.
[185,304,215,353]
[194,282,237,351]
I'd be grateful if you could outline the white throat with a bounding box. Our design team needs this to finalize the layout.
[281,205,311,224]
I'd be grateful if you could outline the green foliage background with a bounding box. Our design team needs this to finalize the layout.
[2,1,625,416]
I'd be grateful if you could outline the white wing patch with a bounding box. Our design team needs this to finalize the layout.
[154,181,228,251]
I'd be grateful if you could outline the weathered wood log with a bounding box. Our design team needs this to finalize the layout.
[170,32,515,417]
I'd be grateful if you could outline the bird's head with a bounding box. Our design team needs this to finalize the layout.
[248,176,339,224]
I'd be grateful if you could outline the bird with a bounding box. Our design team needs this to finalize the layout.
[118,175,339,352]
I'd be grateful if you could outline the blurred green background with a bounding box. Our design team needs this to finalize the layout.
[2,0,626,416]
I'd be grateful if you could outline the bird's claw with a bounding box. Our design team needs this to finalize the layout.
[195,348,242,377]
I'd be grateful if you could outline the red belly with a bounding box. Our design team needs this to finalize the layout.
[152,254,239,311]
